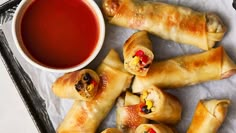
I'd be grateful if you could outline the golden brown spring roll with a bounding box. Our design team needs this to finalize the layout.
[57,49,133,133]
[101,128,122,133]
[138,86,182,125]
[132,46,236,93]
[124,91,140,106]
[52,69,100,101]
[123,31,154,76]
[102,0,226,50]
[135,124,176,133]
[187,99,230,133]
[116,91,148,133]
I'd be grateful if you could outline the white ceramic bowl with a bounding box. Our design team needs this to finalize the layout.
[12,0,105,73]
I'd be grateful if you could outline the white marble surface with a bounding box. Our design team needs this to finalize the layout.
[0,60,38,133]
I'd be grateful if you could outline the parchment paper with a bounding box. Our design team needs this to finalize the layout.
[2,0,236,132]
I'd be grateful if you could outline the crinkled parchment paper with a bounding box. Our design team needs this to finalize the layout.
[2,0,236,132]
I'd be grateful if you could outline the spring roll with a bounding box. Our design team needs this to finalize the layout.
[116,92,148,133]
[57,49,133,133]
[187,99,230,133]
[123,31,154,76]
[132,46,236,93]
[101,128,122,133]
[135,124,176,133]
[138,86,182,125]
[102,0,226,50]
[124,91,140,106]
[52,69,100,101]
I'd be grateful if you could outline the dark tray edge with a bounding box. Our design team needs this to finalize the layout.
[0,1,55,131]
[0,0,20,13]
[0,29,55,133]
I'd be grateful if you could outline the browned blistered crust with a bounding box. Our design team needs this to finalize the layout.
[102,0,226,50]
[123,31,153,76]
[122,105,147,129]
[187,99,230,133]
[52,69,100,101]
[56,50,133,133]
[139,86,182,125]
[132,46,236,93]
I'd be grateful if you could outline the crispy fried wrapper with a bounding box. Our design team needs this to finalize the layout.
[116,91,148,133]
[56,49,133,133]
[187,99,230,133]
[123,31,154,76]
[52,69,100,101]
[132,46,236,93]
[138,86,182,125]
[102,0,226,50]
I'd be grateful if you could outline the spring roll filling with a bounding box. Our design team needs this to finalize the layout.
[140,90,157,114]
[74,73,98,98]
[206,14,224,33]
[144,128,156,133]
[130,50,152,72]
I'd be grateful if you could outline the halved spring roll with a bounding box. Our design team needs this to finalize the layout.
[102,0,226,50]
[101,128,122,133]
[116,91,148,133]
[57,49,133,133]
[132,46,236,93]
[135,124,176,133]
[187,99,230,133]
[52,69,100,101]
[138,86,182,125]
[123,31,154,76]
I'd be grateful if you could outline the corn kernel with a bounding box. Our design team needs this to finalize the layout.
[131,56,140,66]
[146,100,153,110]
[141,91,148,101]
[87,84,94,91]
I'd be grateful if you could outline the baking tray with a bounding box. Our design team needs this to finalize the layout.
[0,0,55,132]
[0,1,236,133]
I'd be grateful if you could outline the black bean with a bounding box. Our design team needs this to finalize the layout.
[141,105,147,112]
[83,73,92,83]
[144,64,150,68]
[141,105,151,114]
[75,80,83,92]
[147,109,152,114]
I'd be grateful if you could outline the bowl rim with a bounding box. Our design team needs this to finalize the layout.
[12,0,105,73]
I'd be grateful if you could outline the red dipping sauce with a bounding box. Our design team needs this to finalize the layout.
[21,0,99,68]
